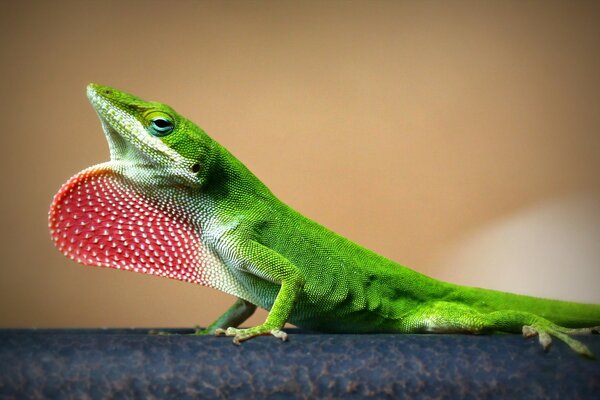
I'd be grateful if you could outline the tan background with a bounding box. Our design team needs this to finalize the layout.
[1,1,599,329]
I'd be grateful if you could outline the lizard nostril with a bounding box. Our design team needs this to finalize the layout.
[191,163,200,173]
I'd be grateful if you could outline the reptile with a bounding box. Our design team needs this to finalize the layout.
[49,84,599,356]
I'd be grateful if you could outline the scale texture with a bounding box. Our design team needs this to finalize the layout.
[48,84,600,352]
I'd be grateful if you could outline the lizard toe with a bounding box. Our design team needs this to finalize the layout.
[523,323,594,358]
[214,325,288,345]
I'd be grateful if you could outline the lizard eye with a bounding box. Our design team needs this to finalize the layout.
[149,117,174,137]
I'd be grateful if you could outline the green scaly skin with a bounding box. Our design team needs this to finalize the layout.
[49,84,600,355]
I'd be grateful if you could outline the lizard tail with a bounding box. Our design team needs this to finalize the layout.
[451,285,600,328]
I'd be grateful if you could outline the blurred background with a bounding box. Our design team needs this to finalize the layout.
[1,1,599,329]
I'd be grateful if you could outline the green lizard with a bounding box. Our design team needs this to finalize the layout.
[49,84,599,356]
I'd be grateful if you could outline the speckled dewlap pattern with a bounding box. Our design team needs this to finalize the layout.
[49,166,208,284]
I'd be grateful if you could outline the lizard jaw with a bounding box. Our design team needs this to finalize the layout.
[86,83,199,187]
[86,84,170,164]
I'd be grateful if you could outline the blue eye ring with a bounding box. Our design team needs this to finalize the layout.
[149,117,174,137]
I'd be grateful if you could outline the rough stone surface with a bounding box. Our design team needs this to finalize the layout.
[0,329,598,399]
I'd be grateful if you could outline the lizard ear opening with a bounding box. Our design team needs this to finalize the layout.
[191,163,200,173]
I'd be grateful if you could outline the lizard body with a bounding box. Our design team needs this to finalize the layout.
[49,84,599,355]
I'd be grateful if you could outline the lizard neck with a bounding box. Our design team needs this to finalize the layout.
[201,141,276,206]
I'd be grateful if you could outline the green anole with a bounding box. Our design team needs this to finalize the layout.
[49,84,599,356]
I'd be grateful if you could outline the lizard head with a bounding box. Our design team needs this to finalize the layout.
[48,85,222,286]
[86,83,213,189]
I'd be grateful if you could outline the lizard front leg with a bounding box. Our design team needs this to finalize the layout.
[150,299,256,336]
[215,239,304,345]
[194,298,257,335]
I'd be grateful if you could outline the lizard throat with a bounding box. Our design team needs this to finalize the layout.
[48,165,211,284]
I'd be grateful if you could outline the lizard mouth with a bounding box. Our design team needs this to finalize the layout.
[85,84,198,188]
[86,84,179,165]
[87,84,149,163]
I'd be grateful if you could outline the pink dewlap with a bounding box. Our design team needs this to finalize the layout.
[49,167,206,284]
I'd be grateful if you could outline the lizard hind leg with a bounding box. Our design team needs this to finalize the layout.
[399,301,596,357]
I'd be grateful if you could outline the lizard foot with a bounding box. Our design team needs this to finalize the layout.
[214,325,288,345]
[522,323,595,358]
